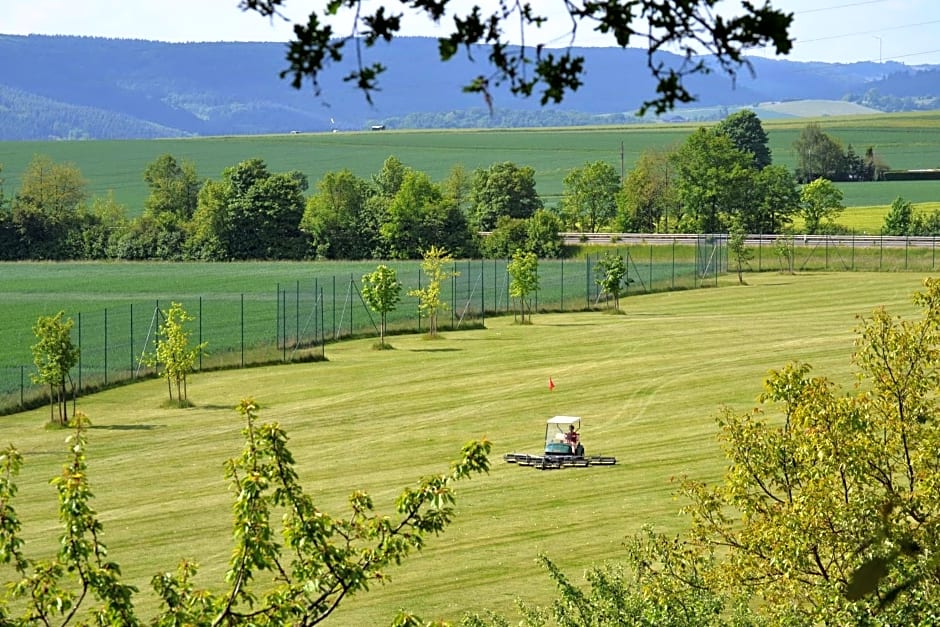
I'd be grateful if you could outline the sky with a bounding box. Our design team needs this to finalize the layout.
[1,0,938,66]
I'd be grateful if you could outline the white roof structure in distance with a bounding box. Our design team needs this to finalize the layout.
[547,415,581,425]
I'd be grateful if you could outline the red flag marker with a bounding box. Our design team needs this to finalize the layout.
[549,377,555,391]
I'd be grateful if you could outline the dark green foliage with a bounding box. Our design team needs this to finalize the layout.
[468,162,542,231]
[671,128,754,233]
[302,169,378,259]
[715,109,771,169]
[794,124,889,183]
[481,216,528,259]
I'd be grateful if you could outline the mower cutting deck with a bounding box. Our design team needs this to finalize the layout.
[503,416,617,470]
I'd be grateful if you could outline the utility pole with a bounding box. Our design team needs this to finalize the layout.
[620,141,624,184]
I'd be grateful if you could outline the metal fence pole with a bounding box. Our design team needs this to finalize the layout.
[130,304,134,380]
[240,294,245,368]
[77,312,82,392]
[480,258,485,325]
[104,308,108,386]
[198,297,203,371]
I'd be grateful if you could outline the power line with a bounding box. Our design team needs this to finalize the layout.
[885,48,940,61]
[796,19,940,44]
[794,0,891,15]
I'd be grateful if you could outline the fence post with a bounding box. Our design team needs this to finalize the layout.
[198,297,203,371]
[276,282,280,350]
[20,365,24,409]
[480,259,485,325]
[560,257,565,311]
[585,256,591,309]
[77,312,82,393]
[241,294,245,368]
[104,308,108,386]
[671,239,676,289]
[851,234,855,270]
[130,303,134,380]
[296,280,300,349]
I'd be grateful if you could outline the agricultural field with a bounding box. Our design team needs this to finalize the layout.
[0,270,932,623]
[1,111,939,215]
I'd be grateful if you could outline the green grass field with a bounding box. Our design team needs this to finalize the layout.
[2,111,939,215]
[0,271,932,624]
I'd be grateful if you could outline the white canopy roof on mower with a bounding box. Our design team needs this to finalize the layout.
[546,416,581,425]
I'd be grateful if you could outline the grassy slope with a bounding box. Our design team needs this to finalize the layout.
[1,111,938,214]
[0,271,930,624]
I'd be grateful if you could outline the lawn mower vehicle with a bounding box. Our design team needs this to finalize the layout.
[504,416,617,470]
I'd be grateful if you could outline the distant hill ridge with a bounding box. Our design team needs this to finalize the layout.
[0,34,937,140]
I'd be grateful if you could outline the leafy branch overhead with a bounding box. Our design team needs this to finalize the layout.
[239,0,794,114]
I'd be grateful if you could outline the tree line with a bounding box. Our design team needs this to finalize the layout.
[0,113,907,262]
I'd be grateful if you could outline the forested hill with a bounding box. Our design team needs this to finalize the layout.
[0,34,937,140]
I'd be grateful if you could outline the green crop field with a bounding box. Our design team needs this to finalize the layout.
[2,110,939,215]
[0,271,932,623]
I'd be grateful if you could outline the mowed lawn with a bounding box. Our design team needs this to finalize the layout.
[0,271,932,623]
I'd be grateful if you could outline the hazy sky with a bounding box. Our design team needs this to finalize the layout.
[2,0,938,65]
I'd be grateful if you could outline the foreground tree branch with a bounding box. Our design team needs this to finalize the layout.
[238,0,793,114]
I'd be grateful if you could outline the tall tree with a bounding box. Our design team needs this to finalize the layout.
[186,159,308,260]
[800,177,844,235]
[31,311,80,426]
[671,128,754,233]
[232,170,309,259]
[301,169,375,259]
[81,192,129,259]
[12,155,87,259]
[616,147,677,233]
[468,162,542,232]
[186,178,231,260]
[753,164,800,234]
[239,1,793,115]
[793,123,847,183]
[560,160,620,233]
[715,109,771,170]
[381,169,444,259]
[143,153,201,224]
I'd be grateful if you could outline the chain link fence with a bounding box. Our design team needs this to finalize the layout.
[1,239,722,415]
